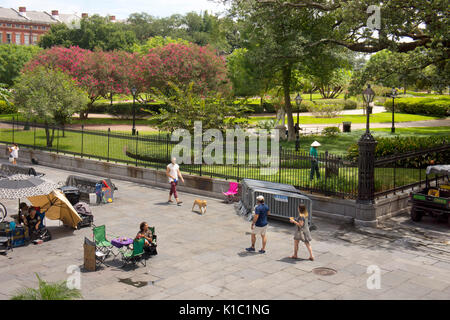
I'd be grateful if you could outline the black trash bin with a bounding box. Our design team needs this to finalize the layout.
[343,122,352,133]
[60,186,81,206]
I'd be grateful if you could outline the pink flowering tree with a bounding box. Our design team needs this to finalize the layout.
[25,47,131,118]
[148,43,231,95]
[25,43,231,118]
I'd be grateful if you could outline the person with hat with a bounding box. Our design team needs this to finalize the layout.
[246,195,270,254]
[310,141,321,180]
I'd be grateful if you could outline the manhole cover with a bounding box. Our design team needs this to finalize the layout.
[312,267,337,276]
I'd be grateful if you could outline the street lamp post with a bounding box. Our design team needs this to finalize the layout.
[131,87,137,136]
[357,84,377,204]
[294,93,303,151]
[390,87,398,133]
[362,84,375,134]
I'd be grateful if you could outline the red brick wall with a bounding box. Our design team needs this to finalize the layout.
[0,20,51,45]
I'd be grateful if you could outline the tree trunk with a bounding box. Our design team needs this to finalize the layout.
[44,123,55,148]
[282,64,295,142]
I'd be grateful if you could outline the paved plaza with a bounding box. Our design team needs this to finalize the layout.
[0,165,449,300]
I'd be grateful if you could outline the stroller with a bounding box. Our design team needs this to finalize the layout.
[74,202,94,229]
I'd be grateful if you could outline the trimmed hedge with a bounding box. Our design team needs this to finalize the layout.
[347,136,450,166]
[244,98,356,114]
[322,126,341,137]
[315,99,358,110]
[0,100,18,114]
[91,102,167,119]
[383,96,450,117]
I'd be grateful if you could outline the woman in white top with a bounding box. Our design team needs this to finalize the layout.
[8,143,19,165]
[166,157,184,205]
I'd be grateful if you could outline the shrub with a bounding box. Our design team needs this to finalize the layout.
[383,96,450,117]
[245,103,265,114]
[257,119,277,132]
[314,99,357,110]
[347,136,450,165]
[11,273,82,300]
[262,102,276,113]
[0,100,17,114]
[292,99,312,112]
[371,85,393,98]
[322,126,341,137]
[91,102,166,119]
[307,104,344,118]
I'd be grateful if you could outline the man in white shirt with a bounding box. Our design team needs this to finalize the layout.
[166,157,184,205]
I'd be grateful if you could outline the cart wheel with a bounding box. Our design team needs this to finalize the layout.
[411,208,423,222]
[0,203,7,224]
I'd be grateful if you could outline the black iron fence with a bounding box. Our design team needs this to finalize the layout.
[1,119,447,200]
[0,119,359,198]
[374,144,450,198]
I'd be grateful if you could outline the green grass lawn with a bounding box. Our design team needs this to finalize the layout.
[1,111,441,128]
[250,112,442,125]
[281,126,450,154]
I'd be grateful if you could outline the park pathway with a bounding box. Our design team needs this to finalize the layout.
[65,117,450,133]
[299,118,450,134]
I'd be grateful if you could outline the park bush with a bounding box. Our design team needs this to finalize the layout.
[307,103,344,118]
[292,99,313,112]
[371,85,393,97]
[0,100,17,114]
[314,99,357,110]
[245,103,265,114]
[242,98,356,114]
[383,96,450,117]
[322,126,341,137]
[347,136,450,165]
[91,102,167,119]
[262,102,276,113]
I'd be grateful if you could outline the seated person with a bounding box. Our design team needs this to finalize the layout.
[136,222,153,248]
[18,202,29,226]
[24,207,41,239]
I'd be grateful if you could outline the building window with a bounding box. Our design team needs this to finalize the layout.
[32,35,38,44]
[33,26,38,30]
[6,23,12,27]
[24,34,30,45]
[15,33,21,44]
[6,33,11,44]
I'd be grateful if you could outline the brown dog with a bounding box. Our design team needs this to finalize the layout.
[192,199,207,215]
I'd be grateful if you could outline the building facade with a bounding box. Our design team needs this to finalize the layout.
[0,7,82,45]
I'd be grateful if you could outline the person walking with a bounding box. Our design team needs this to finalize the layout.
[246,195,269,254]
[309,141,321,180]
[8,143,19,165]
[166,157,184,205]
[289,204,314,261]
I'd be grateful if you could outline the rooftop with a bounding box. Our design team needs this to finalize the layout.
[0,7,80,25]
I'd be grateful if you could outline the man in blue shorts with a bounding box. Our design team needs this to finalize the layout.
[246,195,270,254]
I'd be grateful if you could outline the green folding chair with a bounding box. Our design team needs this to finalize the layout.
[92,225,116,258]
[120,238,146,267]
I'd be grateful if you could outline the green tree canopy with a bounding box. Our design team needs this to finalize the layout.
[0,44,41,86]
[13,67,89,146]
[131,36,190,54]
[39,15,137,51]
